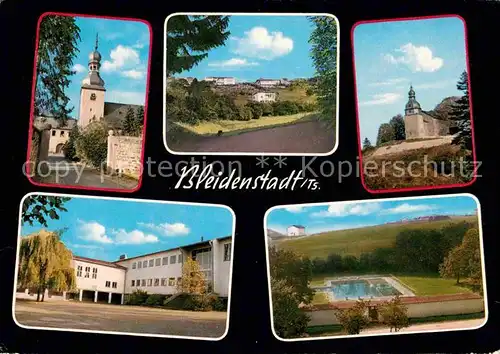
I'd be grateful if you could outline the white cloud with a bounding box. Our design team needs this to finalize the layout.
[231,27,293,60]
[121,69,145,79]
[72,64,86,73]
[384,43,444,72]
[285,206,304,213]
[101,45,140,72]
[137,222,190,236]
[70,244,103,250]
[207,58,259,68]
[381,203,437,214]
[106,90,145,105]
[360,93,401,106]
[311,203,381,217]
[77,220,113,244]
[111,229,159,244]
[368,78,406,87]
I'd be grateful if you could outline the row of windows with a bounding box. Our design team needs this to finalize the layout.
[51,129,69,137]
[105,281,118,289]
[131,277,181,288]
[131,254,182,270]
[76,265,98,279]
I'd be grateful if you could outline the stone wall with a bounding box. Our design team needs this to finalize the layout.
[404,114,450,139]
[106,131,142,178]
[29,125,51,176]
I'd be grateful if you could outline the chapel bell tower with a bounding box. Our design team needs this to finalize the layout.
[78,33,106,128]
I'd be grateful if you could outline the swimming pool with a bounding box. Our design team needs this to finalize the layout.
[329,278,402,300]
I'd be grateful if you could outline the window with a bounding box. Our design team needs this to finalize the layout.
[224,243,232,262]
[154,278,159,286]
[76,265,82,277]
[132,262,136,269]
[178,254,182,263]
[60,131,65,137]
[168,278,175,286]
[143,260,148,268]
[170,255,176,264]
[161,278,167,286]
[162,257,168,266]
[92,267,98,279]
[177,277,182,286]
[192,247,212,270]
[148,259,154,267]
[84,266,90,278]
[147,279,152,286]
[141,279,146,286]
[138,261,142,269]
[112,282,117,289]
[105,281,111,288]
[131,280,135,286]
[137,279,140,287]
[155,258,161,266]
[51,130,56,136]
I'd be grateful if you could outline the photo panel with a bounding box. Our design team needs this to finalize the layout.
[13,192,235,341]
[26,13,152,192]
[352,15,476,193]
[164,13,339,156]
[264,193,487,341]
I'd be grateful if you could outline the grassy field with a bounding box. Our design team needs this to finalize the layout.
[276,216,477,259]
[233,87,316,107]
[173,112,318,136]
[396,274,473,295]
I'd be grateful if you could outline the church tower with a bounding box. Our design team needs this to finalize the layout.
[404,85,421,116]
[78,34,106,128]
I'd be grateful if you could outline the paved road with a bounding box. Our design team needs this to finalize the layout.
[33,157,138,189]
[177,120,336,154]
[15,300,227,338]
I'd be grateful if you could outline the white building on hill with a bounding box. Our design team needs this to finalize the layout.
[204,76,236,85]
[252,92,277,103]
[287,225,306,236]
[17,236,232,304]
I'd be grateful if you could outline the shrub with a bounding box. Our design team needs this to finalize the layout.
[74,121,108,169]
[125,290,149,305]
[237,106,253,121]
[145,294,166,306]
[261,103,274,116]
[245,102,264,119]
[63,126,80,161]
[272,101,299,116]
[378,295,409,332]
[333,299,371,335]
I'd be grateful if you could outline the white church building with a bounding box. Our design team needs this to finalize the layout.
[18,236,232,304]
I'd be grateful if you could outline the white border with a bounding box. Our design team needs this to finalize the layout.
[263,193,489,342]
[12,191,236,341]
[162,12,340,156]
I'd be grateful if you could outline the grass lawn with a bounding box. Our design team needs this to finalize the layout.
[233,87,317,107]
[277,216,477,259]
[173,112,318,136]
[311,292,330,305]
[395,275,473,295]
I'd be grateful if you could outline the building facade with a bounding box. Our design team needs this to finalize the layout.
[252,92,277,103]
[287,225,306,236]
[23,236,233,304]
[404,86,450,139]
[204,76,236,85]
[255,78,290,88]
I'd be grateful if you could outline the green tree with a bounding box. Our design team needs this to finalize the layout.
[166,15,230,75]
[75,121,108,169]
[333,299,371,335]
[245,102,264,119]
[376,123,395,146]
[18,229,76,302]
[363,137,372,149]
[389,114,406,140]
[134,106,145,135]
[440,243,468,284]
[22,195,71,227]
[308,16,337,128]
[449,71,472,150]
[35,15,81,124]
[123,107,141,136]
[378,295,409,332]
[63,125,80,161]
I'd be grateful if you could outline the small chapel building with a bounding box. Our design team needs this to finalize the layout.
[403,86,451,139]
[34,35,144,156]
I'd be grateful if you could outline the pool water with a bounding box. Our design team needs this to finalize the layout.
[330,279,401,300]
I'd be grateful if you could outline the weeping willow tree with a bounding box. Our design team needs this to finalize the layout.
[18,229,76,301]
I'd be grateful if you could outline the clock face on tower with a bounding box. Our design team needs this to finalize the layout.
[90,93,96,101]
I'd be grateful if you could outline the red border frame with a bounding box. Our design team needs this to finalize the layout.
[26,11,153,193]
[351,14,478,194]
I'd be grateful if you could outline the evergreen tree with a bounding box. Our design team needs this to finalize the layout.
[449,71,472,150]
[63,126,80,161]
[363,137,372,149]
[389,114,406,140]
[166,15,230,75]
[376,123,395,146]
[35,15,81,125]
[308,16,338,129]
[123,107,138,135]
[134,106,145,135]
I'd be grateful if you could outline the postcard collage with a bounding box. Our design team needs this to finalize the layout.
[1,1,498,353]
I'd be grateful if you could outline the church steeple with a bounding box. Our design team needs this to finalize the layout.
[82,33,105,88]
[405,84,421,116]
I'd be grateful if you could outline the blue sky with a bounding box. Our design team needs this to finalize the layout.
[353,16,468,143]
[44,15,151,118]
[267,195,478,235]
[169,15,326,81]
[20,196,234,262]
